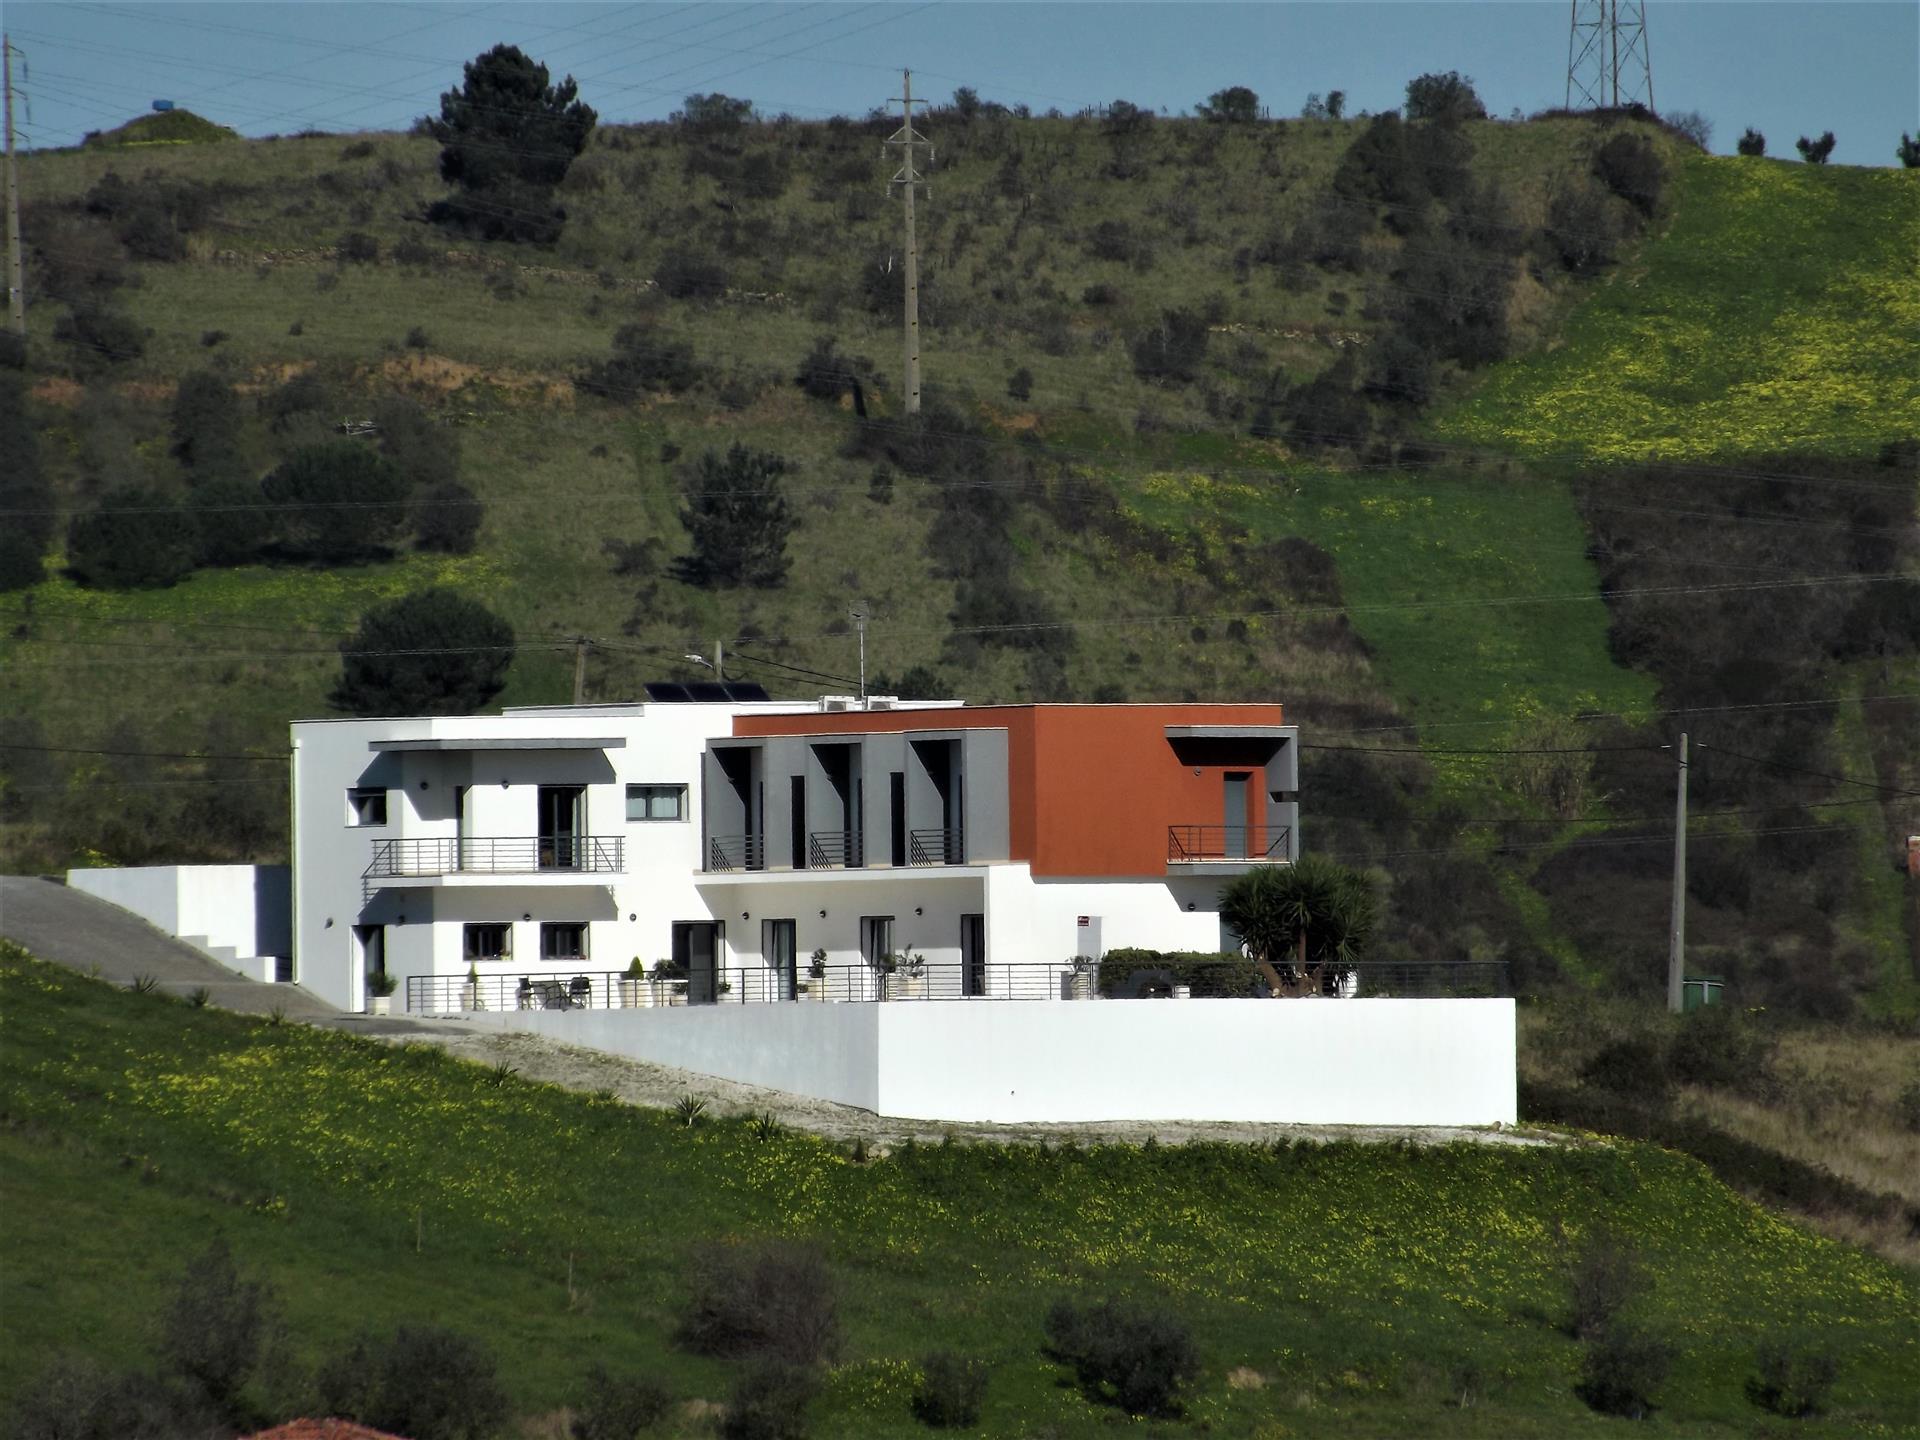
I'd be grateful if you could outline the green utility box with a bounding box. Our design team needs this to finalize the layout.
[1682,976,1725,1012]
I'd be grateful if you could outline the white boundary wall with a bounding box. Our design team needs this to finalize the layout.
[465,998,1516,1125]
[66,865,291,982]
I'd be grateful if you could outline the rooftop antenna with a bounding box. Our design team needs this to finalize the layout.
[1566,0,1655,112]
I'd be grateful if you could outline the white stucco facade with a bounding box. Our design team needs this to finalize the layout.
[66,864,291,982]
[464,998,1519,1125]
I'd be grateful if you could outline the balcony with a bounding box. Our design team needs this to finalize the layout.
[363,836,625,885]
[806,831,863,869]
[908,827,965,865]
[706,834,766,872]
[1166,823,1291,873]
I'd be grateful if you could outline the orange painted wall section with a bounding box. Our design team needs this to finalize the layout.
[734,704,1285,878]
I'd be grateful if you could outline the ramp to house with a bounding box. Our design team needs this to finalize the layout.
[0,875,335,1019]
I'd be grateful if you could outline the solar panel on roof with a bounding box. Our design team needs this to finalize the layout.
[642,680,772,702]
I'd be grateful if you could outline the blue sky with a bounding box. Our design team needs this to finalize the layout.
[7,2,1916,165]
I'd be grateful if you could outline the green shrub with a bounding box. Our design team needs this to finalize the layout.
[1096,949,1258,999]
[1738,127,1766,157]
[1546,179,1623,273]
[1129,308,1209,386]
[577,324,701,399]
[911,1350,988,1427]
[656,247,728,300]
[721,1361,816,1440]
[678,445,795,588]
[1795,132,1836,165]
[0,530,45,591]
[332,588,515,717]
[316,1324,509,1440]
[157,1239,282,1424]
[1042,1295,1199,1417]
[53,303,145,368]
[375,394,460,492]
[1746,1336,1839,1417]
[679,1242,841,1366]
[427,44,596,245]
[571,1363,672,1438]
[338,231,379,263]
[1576,1320,1671,1419]
[188,478,272,567]
[67,487,198,589]
[262,442,411,562]
[1668,1005,1774,1094]
[4,1356,205,1440]
[170,369,246,475]
[1580,1036,1671,1099]
[1895,1078,1920,1133]
[412,481,485,554]
[1566,1225,1648,1341]
[1005,367,1033,403]
[1404,70,1485,123]
[1593,133,1665,217]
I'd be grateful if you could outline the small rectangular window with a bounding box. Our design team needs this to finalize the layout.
[463,924,511,961]
[626,783,687,821]
[541,921,589,961]
[347,788,387,826]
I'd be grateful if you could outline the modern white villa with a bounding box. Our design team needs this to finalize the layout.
[284,689,1517,1126]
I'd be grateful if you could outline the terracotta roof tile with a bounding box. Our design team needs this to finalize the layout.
[245,1421,413,1440]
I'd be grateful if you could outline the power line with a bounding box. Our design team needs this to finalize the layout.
[1694,743,1920,800]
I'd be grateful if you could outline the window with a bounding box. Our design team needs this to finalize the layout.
[347,788,387,826]
[541,922,589,961]
[626,783,687,821]
[464,924,511,961]
[859,915,894,968]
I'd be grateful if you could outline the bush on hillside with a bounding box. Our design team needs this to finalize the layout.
[655,247,729,300]
[721,1361,817,1440]
[570,1364,672,1439]
[1197,85,1260,123]
[1899,133,1920,168]
[189,477,273,567]
[412,481,485,554]
[1546,178,1623,273]
[1593,133,1665,217]
[68,486,198,589]
[262,442,411,562]
[53,303,145,369]
[1577,1321,1671,1419]
[1795,132,1836,165]
[170,369,246,476]
[84,170,216,260]
[1128,307,1209,385]
[1042,1296,1199,1417]
[262,369,335,433]
[157,1239,283,1425]
[793,335,876,405]
[374,394,460,491]
[1286,352,1371,452]
[912,1350,989,1427]
[0,372,54,560]
[316,1324,509,1440]
[4,1355,207,1440]
[0,531,44,591]
[677,445,796,589]
[1667,110,1713,150]
[332,589,515,717]
[337,230,379,263]
[1668,1004,1775,1093]
[1362,329,1435,408]
[678,1242,841,1365]
[1566,1225,1649,1341]
[1579,1035,1671,1100]
[577,324,702,400]
[1746,1337,1839,1418]
[1738,128,1767,156]
[1404,70,1486,124]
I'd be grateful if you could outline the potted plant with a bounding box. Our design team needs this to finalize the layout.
[459,962,482,1011]
[886,945,926,1001]
[652,958,688,1007]
[1068,953,1096,1001]
[620,957,649,1009]
[366,969,397,1017]
[804,947,829,1002]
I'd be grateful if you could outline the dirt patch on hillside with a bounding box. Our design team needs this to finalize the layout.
[377,352,574,405]
[359,1020,1552,1152]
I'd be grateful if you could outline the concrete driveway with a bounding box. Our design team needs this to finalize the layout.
[0,874,338,1020]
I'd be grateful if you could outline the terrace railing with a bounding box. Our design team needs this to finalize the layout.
[908,827,965,865]
[402,959,1509,1013]
[807,830,863,869]
[1166,824,1291,864]
[706,834,765,872]
[364,835,623,879]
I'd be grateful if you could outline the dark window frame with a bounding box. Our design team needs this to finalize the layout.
[463,923,511,961]
[347,788,388,826]
[540,921,589,961]
[626,783,688,821]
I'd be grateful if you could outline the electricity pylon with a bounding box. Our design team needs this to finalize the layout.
[1566,0,1655,112]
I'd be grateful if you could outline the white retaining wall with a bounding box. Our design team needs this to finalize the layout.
[465,998,1516,1126]
[66,865,291,982]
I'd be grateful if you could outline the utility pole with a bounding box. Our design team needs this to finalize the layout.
[712,636,724,683]
[852,606,867,701]
[572,638,590,704]
[1565,0,1655,113]
[1666,732,1688,1014]
[886,69,930,415]
[3,34,24,337]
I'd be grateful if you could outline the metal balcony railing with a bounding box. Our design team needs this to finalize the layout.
[364,835,624,879]
[807,831,863,868]
[908,827,965,865]
[400,958,1511,1013]
[706,834,765,872]
[1166,824,1291,863]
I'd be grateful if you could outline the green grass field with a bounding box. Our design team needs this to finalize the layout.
[4,948,1916,1437]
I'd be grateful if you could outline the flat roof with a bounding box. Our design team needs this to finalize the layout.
[368,737,626,753]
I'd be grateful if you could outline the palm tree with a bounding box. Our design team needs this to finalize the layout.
[1218,856,1379,997]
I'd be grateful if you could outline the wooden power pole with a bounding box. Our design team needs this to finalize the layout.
[3,34,24,337]
[1666,732,1688,1013]
[886,69,930,415]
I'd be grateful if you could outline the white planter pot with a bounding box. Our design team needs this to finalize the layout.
[1067,972,1094,1001]
[460,982,481,1010]
[368,994,391,1017]
[885,973,925,1001]
[809,980,830,1002]
[665,983,688,1008]
[619,978,647,1008]
[1171,983,1192,1001]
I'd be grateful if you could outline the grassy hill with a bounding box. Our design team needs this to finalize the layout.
[5,948,1916,1436]
[1,110,1915,1007]
[80,107,241,150]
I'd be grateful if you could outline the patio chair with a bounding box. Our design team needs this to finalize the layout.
[568,975,593,1008]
